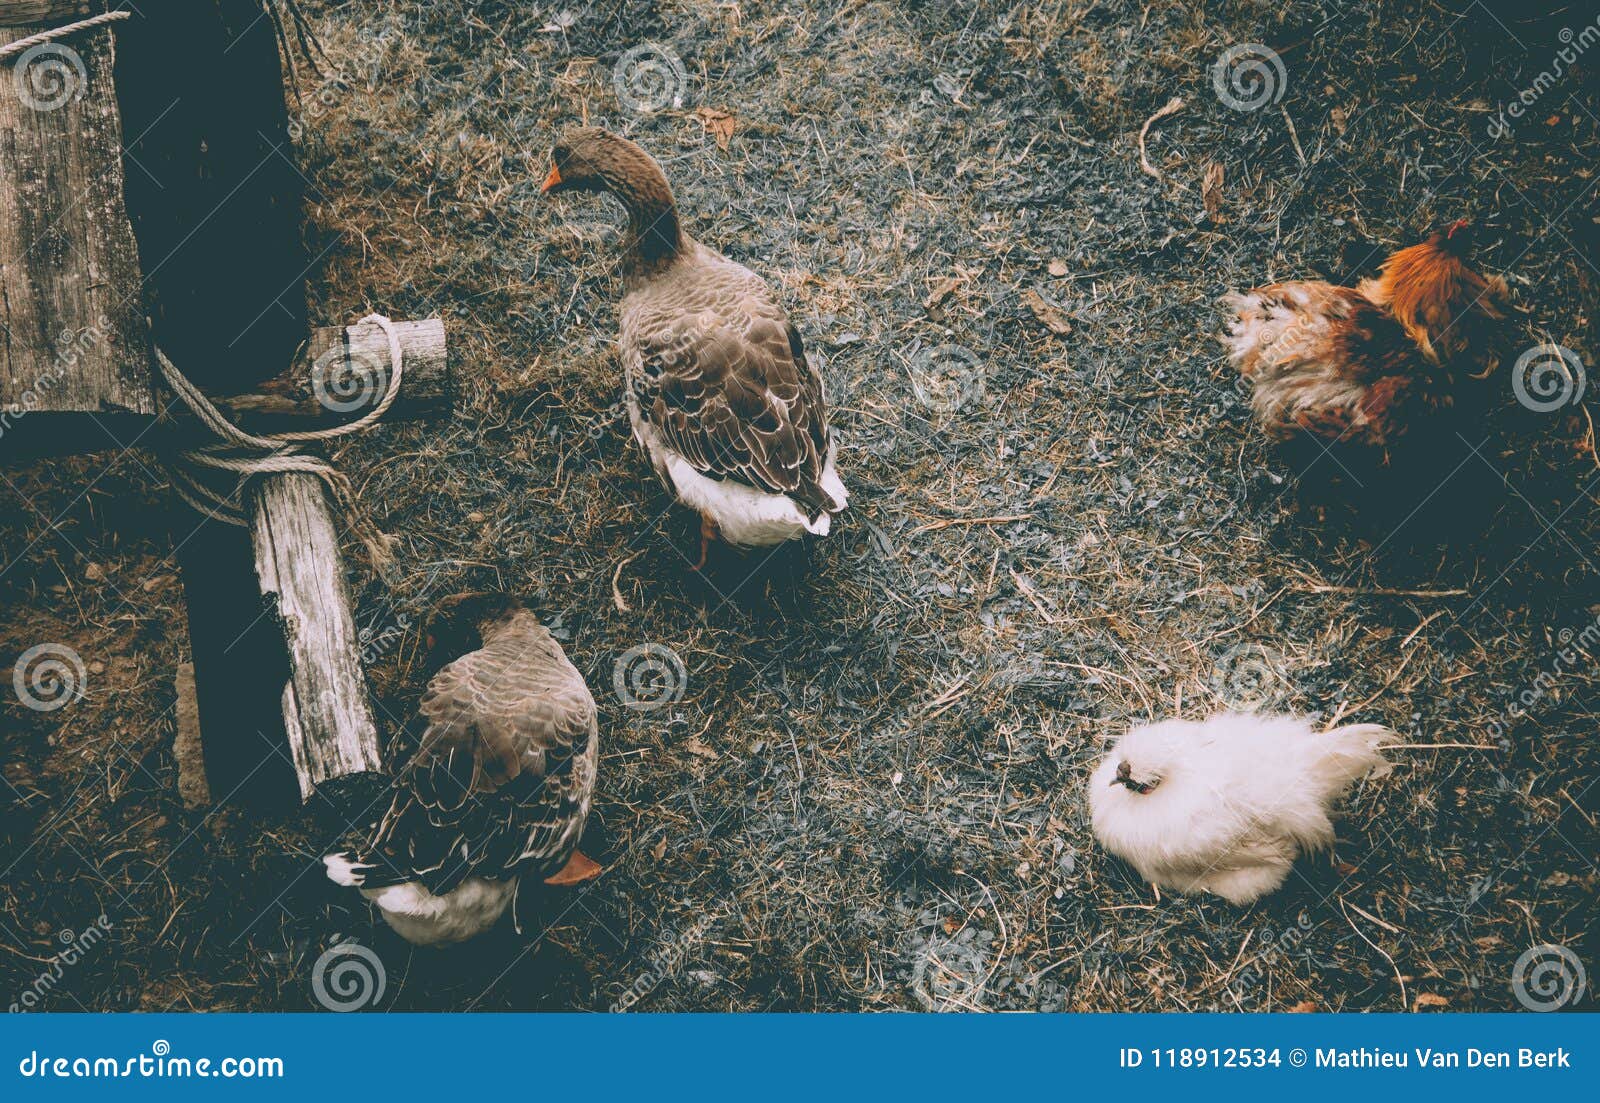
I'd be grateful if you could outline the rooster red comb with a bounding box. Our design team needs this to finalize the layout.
[1446,218,1471,240]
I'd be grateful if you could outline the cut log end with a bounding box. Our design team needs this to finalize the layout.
[210,318,451,432]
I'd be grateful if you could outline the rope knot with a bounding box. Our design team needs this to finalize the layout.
[156,313,406,575]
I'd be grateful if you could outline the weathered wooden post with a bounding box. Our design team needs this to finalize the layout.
[0,3,154,456]
[0,1,454,807]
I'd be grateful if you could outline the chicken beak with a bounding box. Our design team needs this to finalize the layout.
[540,163,563,195]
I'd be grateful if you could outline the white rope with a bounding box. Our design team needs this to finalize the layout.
[2,11,402,573]
[0,10,131,61]
[155,314,406,573]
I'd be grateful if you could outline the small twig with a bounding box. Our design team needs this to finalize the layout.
[909,514,1031,536]
[1339,896,1407,1010]
[611,550,644,613]
[1293,581,1469,598]
[1138,96,1185,183]
[1391,743,1496,750]
[1280,105,1307,167]
[1009,569,1060,624]
[1344,898,1404,934]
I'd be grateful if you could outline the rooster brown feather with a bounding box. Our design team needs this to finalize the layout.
[1222,223,1509,448]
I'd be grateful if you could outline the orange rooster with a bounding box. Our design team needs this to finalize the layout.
[1221,221,1510,449]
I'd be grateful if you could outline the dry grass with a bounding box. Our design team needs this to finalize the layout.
[1,0,1596,1012]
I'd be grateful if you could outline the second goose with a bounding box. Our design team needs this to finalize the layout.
[542,127,848,568]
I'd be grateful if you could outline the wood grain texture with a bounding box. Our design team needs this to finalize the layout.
[210,318,451,430]
[0,2,93,23]
[0,14,155,457]
[249,473,383,799]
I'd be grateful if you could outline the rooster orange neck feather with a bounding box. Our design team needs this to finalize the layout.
[1361,240,1491,367]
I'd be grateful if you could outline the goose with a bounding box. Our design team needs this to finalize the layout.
[324,593,600,945]
[541,127,847,567]
[1088,712,1399,905]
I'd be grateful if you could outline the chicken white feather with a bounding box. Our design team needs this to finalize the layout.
[1088,713,1399,904]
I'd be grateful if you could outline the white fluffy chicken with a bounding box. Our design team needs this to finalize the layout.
[1088,713,1399,904]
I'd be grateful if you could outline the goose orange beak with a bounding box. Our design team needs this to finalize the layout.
[540,163,563,195]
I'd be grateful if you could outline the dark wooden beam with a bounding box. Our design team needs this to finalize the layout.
[112,0,314,808]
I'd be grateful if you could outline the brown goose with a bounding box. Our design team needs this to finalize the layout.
[323,594,599,945]
[541,127,848,567]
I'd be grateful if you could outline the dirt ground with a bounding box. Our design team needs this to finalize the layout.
[3,0,1597,1012]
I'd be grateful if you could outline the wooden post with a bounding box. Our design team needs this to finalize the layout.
[0,4,157,459]
[0,1,457,810]
[2,5,94,21]
[251,475,384,798]
[210,318,451,431]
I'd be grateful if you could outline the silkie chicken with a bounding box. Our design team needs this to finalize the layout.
[1088,713,1399,905]
[1221,221,1510,450]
